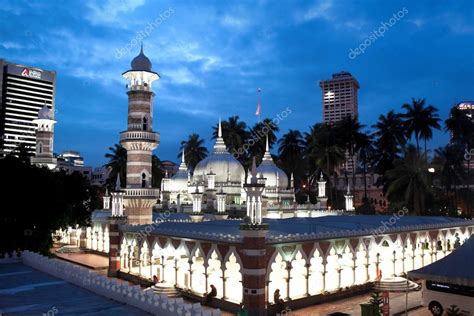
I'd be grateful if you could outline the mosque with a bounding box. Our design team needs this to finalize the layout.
[51,48,474,315]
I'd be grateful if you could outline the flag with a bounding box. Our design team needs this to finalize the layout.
[255,88,261,117]
[255,101,261,116]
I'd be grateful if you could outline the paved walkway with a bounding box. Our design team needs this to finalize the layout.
[0,263,149,315]
[289,291,428,316]
[55,252,109,270]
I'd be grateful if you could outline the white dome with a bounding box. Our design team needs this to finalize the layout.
[193,119,245,184]
[255,138,288,189]
[194,152,245,183]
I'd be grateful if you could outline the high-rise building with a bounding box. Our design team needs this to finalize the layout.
[320,71,360,174]
[0,59,56,156]
[319,71,359,124]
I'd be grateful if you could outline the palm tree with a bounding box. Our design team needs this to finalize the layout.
[151,155,165,188]
[277,129,306,185]
[179,133,208,171]
[445,106,474,217]
[104,144,127,188]
[432,144,466,214]
[248,118,279,164]
[305,123,345,205]
[358,140,375,200]
[371,111,407,189]
[212,116,249,164]
[386,146,429,215]
[402,98,441,154]
[335,117,371,187]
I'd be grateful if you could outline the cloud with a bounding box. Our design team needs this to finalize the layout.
[163,67,202,86]
[0,41,28,49]
[221,15,249,29]
[85,0,146,26]
[298,0,334,22]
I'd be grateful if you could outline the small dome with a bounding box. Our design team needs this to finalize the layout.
[193,119,245,184]
[131,45,152,71]
[254,138,288,188]
[194,152,245,183]
[38,104,53,120]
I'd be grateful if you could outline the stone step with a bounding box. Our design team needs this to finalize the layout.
[151,284,181,298]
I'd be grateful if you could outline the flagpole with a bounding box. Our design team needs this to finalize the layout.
[257,88,261,123]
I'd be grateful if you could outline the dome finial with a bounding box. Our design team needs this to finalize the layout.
[140,42,144,54]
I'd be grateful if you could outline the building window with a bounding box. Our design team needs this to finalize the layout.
[142,117,148,131]
[141,173,147,188]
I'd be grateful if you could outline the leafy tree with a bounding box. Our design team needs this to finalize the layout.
[305,123,345,206]
[372,110,406,175]
[212,116,250,165]
[336,117,371,188]
[432,145,466,214]
[152,154,165,188]
[386,146,429,215]
[104,144,127,188]
[368,292,383,315]
[277,129,306,188]
[445,106,474,217]
[179,133,208,171]
[0,156,93,255]
[248,118,279,164]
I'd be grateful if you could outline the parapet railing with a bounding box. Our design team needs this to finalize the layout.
[22,251,221,316]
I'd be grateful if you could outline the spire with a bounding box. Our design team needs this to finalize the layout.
[250,157,257,184]
[105,188,109,196]
[218,117,222,138]
[319,171,325,182]
[262,135,272,161]
[213,118,227,153]
[140,42,144,54]
[346,183,351,195]
[181,148,185,163]
[115,174,121,191]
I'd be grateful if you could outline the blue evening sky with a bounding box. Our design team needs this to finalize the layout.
[1,0,473,166]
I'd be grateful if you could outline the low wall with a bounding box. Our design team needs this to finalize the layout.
[0,252,21,264]
[22,251,221,316]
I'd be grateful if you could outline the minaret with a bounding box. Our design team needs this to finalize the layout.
[240,157,268,316]
[120,45,160,224]
[111,175,125,216]
[244,157,265,225]
[317,172,328,210]
[31,103,57,169]
[103,188,111,210]
[345,183,355,212]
